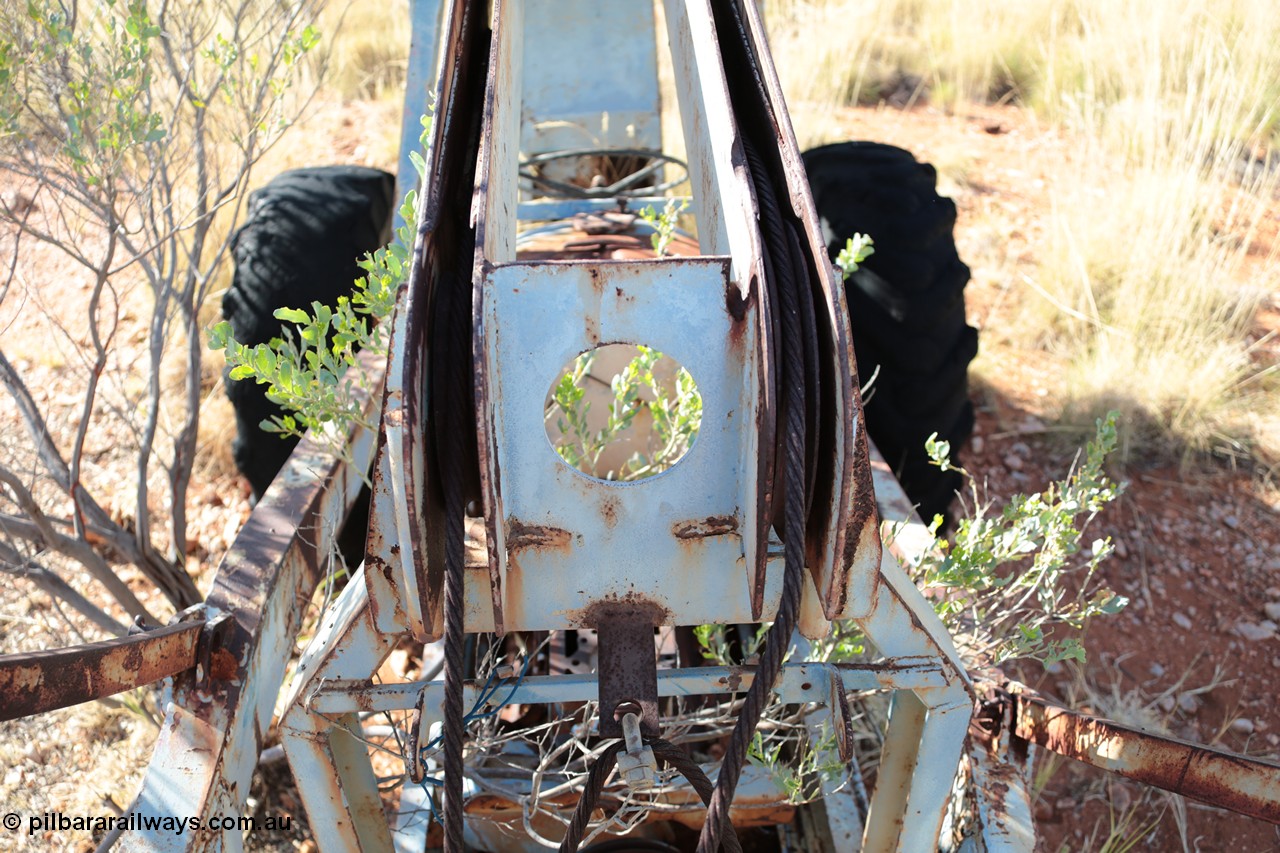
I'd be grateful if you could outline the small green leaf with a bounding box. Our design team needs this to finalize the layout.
[274,307,310,324]
[207,322,230,349]
[1098,594,1128,615]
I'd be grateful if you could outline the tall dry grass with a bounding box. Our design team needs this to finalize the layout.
[769,0,1280,463]
[265,0,1280,463]
[322,0,412,102]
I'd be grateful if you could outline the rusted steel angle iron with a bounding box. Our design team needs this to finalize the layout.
[118,350,384,853]
[0,618,226,722]
[1002,684,1280,824]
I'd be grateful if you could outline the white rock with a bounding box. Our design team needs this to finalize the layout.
[1264,602,1280,622]
[1003,454,1024,471]
[1230,718,1255,735]
[1236,621,1277,642]
[1172,612,1193,630]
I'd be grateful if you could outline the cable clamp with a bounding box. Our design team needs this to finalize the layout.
[615,708,657,791]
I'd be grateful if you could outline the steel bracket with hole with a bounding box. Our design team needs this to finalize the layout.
[476,258,762,636]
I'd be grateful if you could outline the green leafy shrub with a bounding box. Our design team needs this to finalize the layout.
[835,233,875,280]
[813,412,1128,670]
[546,345,702,481]
[637,197,689,257]
[916,411,1128,666]
[208,115,430,458]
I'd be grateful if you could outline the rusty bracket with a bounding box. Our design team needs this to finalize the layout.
[596,606,660,738]
[407,688,430,785]
[196,612,236,683]
[826,667,856,764]
[969,681,1014,744]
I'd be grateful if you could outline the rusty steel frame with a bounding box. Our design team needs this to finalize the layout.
[113,349,385,853]
[304,657,952,716]
[967,690,1037,853]
[1005,683,1280,825]
[278,3,975,852]
[279,562,962,853]
[0,3,1264,853]
[0,619,220,722]
[962,679,1280,846]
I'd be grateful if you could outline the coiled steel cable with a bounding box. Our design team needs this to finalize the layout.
[437,7,489,849]
[557,741,627,852]
[558,737,746,853]
[433,6,821,849]
[693,134,813,853]
[441,268,472,853]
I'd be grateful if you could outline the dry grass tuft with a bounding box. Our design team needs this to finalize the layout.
[322,0,412,103]
[770,0,1280,464]
[1013,18,1280,463]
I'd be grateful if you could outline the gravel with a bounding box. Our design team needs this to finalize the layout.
[1236,620,1278,642]
[1229,718,1256,735]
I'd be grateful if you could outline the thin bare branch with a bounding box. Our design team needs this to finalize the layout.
[0,541,129,636]
[0,468,154,623]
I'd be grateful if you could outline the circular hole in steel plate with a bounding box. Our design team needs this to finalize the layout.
[543,343,701,483]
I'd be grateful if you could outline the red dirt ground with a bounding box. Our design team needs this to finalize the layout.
[2,98,1278,851]
[837,102,1280,851]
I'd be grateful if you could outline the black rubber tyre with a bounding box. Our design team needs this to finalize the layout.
[223,165,395,499]
[802,141,978,522]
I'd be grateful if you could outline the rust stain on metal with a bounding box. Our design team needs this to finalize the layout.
[0,622,204,721]
[725,277,750,324]
[464,794,523,816]
[669,803,796,830]
[596,603,662,737]
[1012,687,1280,824]
[600,494,619,529]
[582,266,603,344]
[976,753,1019,825]
[751,274,776,621]
[570,593,673,631]
[723,667,747,692]
[832,429,880,617]
[672,515,739,539]
[505,520,572,551]
[208,648,239,682]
